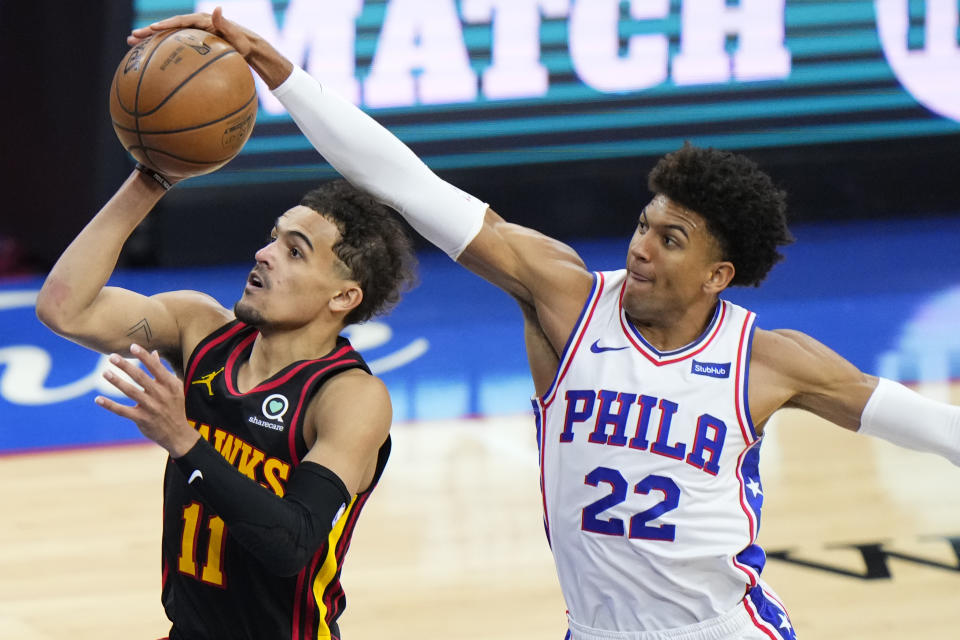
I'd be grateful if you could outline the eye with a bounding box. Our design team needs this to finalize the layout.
[289,246,302,258]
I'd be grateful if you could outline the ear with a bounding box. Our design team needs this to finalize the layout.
[703,261,735,294]
[329,283,363,316]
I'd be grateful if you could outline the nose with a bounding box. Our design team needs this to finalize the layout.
[629,230,652,262]
[254,242,273,265]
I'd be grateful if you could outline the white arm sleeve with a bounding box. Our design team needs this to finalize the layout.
[859,377,960,466]
[271,66,487,260]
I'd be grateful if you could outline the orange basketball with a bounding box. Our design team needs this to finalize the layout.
[109,28,258,180]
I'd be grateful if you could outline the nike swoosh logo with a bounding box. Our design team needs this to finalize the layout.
[188,469,203,484]
[590,339,629,354]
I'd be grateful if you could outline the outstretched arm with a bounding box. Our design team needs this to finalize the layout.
[750,329,960,465]
[130,8,593,352]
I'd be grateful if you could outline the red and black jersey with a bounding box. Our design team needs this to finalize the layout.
[162,320,389,640]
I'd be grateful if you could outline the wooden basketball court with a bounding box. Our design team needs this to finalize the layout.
[3,388,960,639]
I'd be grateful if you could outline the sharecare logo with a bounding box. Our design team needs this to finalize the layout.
[876,0,960,122]
[261,393,289,422]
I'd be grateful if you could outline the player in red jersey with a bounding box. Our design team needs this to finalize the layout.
[36,177,416,639]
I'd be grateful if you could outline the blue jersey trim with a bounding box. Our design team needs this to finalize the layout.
[734,439,766,581]
[624,299,723,358]
[742,314,759,442]
[747,585,797,639]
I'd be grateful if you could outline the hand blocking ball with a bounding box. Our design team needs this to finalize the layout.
[110,28,258,180]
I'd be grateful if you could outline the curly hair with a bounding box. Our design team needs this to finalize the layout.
[300,180,418,325]
[647,142,793,287]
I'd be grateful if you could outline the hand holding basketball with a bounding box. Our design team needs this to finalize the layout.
[109,25,257,180]
[128,7,293,91]
[127,7,256,57]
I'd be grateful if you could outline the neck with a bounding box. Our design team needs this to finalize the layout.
[236,323,342,393]
[627,298,720,352]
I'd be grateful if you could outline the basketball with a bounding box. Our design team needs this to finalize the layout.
[109,28,257,180]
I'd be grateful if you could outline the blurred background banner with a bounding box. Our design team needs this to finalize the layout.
[133,0,960,183]
[4,0,960,271]
[3,0,960,451]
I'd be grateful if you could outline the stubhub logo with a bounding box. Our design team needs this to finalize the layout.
[691,360,730,379]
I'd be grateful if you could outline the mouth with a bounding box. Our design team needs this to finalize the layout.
[628,268,652,284]
[246,270,266,290]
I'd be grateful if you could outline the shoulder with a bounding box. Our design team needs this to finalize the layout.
[309,369,391,435]
[151,289,233,356]
[751,328,828,387]
[744,329,823,425]
[151,290,234,335]
[315,367,389,401]
[301,368,392,493]
[752,328,851,380]
[750,328,878,430]
[751,328,806,362]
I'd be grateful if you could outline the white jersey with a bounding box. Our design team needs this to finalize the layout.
[533,270,793,636]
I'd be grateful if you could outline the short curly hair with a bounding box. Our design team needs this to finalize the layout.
[648,143,793,287]
[300,180,417,325]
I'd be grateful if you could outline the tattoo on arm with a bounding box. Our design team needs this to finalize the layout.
[126,318,154,346]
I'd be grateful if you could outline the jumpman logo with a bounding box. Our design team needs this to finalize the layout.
[191,367,224,396]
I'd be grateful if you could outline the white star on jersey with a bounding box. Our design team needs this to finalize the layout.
[779,613,793,631]
[746,478,763,498]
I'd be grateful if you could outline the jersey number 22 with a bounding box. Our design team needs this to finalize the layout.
[581,467,680,541]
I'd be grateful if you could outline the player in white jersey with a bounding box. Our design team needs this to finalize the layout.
[132,10,960,639]
[523,273,790,638]
[533,275,777,633]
